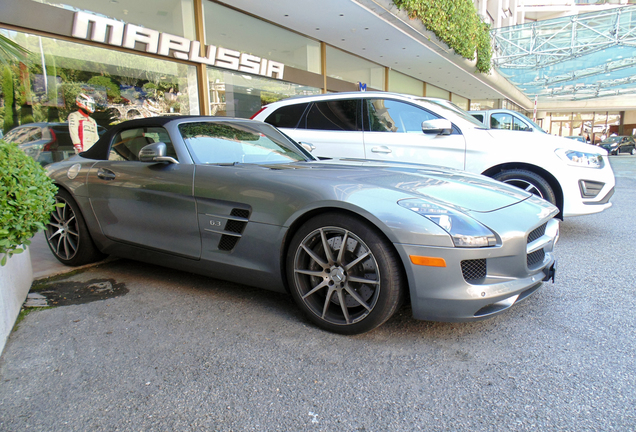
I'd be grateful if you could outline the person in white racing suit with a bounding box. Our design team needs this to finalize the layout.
[68,93,99,153]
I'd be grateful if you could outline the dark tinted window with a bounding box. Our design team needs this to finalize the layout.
[365,99,438,133]
[265,103,309,128]
[50,126,75,147]
[25,129,43,142]
[305,100,361,131]
[5,127,35,144]
[472,114,484,122]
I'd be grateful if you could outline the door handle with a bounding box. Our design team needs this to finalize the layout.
[97,168,116,180]
[371,146,392,154]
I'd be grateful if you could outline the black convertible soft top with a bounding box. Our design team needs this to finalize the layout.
[80,115,248,160]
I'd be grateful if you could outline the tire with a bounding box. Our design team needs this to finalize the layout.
[492,169,557,206]
[286,213,404,335]
[45,189,105,266]
[631,148,636,156]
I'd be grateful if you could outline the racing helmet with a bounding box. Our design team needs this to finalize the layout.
[76,93,95,113]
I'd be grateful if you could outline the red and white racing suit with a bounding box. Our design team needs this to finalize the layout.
[68,110,99,153]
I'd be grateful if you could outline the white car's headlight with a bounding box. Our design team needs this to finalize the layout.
[398,199,496,247]
[555,148,603,168]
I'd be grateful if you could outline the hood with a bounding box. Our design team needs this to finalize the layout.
[484,129,608,155]
[300,159,531,213]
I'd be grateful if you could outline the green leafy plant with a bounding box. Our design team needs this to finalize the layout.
[393,0,492,73]
[0,140,57,265]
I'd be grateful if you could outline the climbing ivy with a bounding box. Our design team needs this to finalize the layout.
[393,0,492,73]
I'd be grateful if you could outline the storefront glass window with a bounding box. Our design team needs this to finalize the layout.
[425,84,449,100]
[470,99,497,110]
[1,30,199,164]
[206,67,320,118]
[203,2,321,74]
[326,46,385,90]
[31,0,196,39]
[388,70,422,96]
[550,113,571,121]
[450,94,469,111]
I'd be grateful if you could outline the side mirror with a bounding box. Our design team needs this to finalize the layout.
[139,142,179,164]
[299,142,316,153]
[422,119,452,135]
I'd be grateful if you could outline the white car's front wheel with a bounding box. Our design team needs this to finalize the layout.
[493,169,557,206]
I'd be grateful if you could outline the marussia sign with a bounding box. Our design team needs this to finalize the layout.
[71,11,285,80]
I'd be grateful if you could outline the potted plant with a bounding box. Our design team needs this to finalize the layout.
[0,139,57,352]
[0,140,57,265]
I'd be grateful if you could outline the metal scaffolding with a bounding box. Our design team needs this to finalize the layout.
[492,5,636,101]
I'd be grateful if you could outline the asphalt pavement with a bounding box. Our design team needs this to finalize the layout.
[0,156,635,431]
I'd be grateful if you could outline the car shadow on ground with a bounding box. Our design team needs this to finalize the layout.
[28,257,508,342]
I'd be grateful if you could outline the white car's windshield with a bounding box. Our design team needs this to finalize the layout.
[414,98,488,129]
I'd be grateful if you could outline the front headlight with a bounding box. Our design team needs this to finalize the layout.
[398,199,497,247]
[555,148,603,168]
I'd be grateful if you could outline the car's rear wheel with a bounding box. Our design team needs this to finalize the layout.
[492,169,557,205]
[287,213,404,335]
[45,189,105,266]
[631,148,636,155]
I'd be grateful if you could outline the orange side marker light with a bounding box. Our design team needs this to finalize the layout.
[409,256,447,267]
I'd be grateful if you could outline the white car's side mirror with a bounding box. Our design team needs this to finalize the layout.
[422,119,452,135]
[299,142,316,153]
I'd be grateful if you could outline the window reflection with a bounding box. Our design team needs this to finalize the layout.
[0,31,199,165]
[206,68,320,118]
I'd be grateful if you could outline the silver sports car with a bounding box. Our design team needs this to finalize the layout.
[45,116,559,334]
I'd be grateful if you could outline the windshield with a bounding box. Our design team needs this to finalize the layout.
[601,137,620,144]
[514,112,547,133]
[179,121,312,165]
[414,98,487,129]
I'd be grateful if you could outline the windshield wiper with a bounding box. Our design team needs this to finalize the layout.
[209,162,240,166]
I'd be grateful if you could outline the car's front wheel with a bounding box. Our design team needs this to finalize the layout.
[492,169,557,205]
[631,148,636,155]
[45,189,105,266]
[287,213,404,335]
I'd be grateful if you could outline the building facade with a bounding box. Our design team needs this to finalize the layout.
[0,0,475,136]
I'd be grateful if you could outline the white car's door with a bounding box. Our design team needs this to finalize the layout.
[279,99,365,159]
[362,98,466,169]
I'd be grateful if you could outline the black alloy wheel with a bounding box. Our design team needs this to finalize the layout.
[287,213,404,335]
[45,189,105,266]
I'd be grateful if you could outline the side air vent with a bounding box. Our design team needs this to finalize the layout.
[218,235,240,251]
[218,208,250,251]
[231,208,250,219]
[204,208,251,252]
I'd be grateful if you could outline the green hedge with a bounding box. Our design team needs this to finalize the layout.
[393,0,492,73]
[0,140,57,265]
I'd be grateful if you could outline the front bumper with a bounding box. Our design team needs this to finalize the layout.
[396,215,559,322]
[561,157,616,217]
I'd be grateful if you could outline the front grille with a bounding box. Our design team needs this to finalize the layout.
[527,249,545,267]
[461,259,486,282]
[527,223,547,244]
